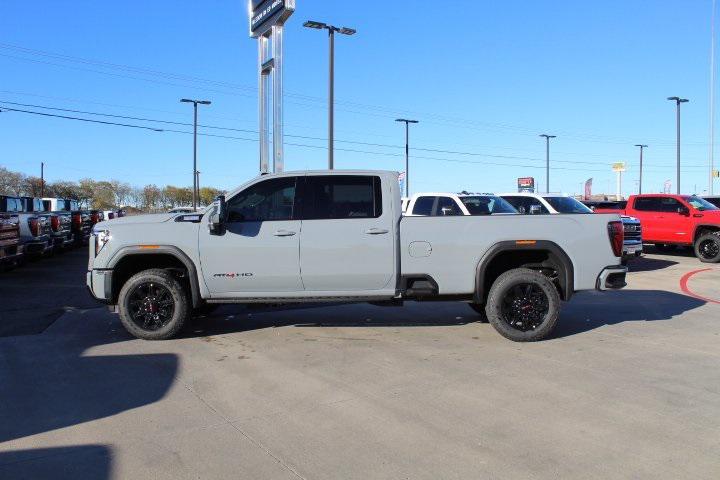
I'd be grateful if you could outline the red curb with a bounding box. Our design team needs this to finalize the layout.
[679,268,720,305]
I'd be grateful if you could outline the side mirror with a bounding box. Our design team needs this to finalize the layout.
[529,204,542,215]
[209,195,226,235]
[677,206,690,216]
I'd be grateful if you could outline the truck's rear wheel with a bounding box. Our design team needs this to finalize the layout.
[118,269,190,340]
[485,268,560,342]
[467,303,489,322]
[695,233,720,263]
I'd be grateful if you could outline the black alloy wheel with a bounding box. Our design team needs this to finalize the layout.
[128,282,176,331]
[499,283,549,332]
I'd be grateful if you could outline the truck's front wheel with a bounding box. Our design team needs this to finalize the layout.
[485,268,560,342]
[695,232,720,263]
[118,269,190,340]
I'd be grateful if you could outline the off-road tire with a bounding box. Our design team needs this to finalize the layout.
[694,232,720,263]
[485,268,560,342]
[118,268,190,340]
[467,303,489,322]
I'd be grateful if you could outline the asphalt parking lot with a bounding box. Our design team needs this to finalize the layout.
[1,248,719,479]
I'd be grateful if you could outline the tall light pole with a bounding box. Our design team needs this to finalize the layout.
[181,98,211,210]
[303,20,356,169]
[711,0,717,194]
[539,134,556,193]
[196,171,201,205]
[634,144,648,194]
[40,162,45,197]
[667,96,689,194]
[395,119,419,197]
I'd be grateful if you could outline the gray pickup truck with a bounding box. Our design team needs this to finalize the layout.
[87,170,627,342]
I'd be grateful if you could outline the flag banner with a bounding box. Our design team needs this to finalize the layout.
[584,178,592,201]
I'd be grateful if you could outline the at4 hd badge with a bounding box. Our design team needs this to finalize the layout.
[213,273,254,278]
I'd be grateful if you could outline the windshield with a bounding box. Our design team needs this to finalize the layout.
[683,196,719,211]
[459,196,518,215]
[544,196,593,214]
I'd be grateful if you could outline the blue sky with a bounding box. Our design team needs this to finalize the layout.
[1,0,718,196]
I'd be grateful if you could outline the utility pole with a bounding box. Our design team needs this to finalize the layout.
[711,0,717,194]
[395,119,419,197]
[303,21,356,169]
[539,134,556,193]
[634,144,648,194]
[196,171,201,205]
[667,96,689,194]
[180,98,211,210]
[40,162,45,197]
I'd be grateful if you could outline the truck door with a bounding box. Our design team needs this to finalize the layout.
[657,197,693,243]
[198,176,303,296]
[299,175,396,293]
[630,197,664,241]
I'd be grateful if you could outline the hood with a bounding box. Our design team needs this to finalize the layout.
[696,209,720,223]
[93,213,178,230]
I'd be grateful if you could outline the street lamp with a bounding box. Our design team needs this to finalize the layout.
[667,96,689,194]
[539,134,557,193]
[395,119,419,197]
[180,98,211,210]
[634,144,648,194]
[303,20,356,169]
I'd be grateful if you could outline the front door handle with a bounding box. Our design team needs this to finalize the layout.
[365,228,389,235]
[273,229,296,237]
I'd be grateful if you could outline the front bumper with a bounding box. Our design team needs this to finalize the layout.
[86,269,113,303]
[596,265,628,290]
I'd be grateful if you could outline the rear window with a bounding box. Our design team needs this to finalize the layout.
[411,196,435,216]
[544,197,592,214]
[460,196,517,215]
[302,175,382,220]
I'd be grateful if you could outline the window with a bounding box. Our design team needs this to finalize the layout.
[435,197,461,216]
[226,177,297,222]
[503,196,549,214]
[302,175,381,220]
[683,196,719,211]
[460,196,517,215]
[412,196,435,216]
[633,197,663,211]
[544,196,592,214]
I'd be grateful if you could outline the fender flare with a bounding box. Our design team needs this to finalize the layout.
[107,246,201,308]
[474,240,574,302]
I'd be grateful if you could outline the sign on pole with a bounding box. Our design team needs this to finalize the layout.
[517,177,535,193]
[249,0,295,174]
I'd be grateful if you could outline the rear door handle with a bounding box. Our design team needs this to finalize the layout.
[273,230,296,237]
[365,228,389,235]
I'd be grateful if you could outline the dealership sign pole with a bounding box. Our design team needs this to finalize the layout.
[249,0,295,174]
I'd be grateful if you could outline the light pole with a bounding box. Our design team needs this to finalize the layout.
[303,20,356,169]
[181,98,211,210]
[667,96,688,194]
[539,134,556,193]
[196,171,201,205]
[395,119,419,197]
[634,144,648,194]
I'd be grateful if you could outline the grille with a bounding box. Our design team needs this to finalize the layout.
[624,223,642,241]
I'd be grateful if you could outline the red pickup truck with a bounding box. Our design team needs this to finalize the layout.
[594,194,720,262]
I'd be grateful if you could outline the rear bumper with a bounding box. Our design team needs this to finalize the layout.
[596,265,628,290]
[86,269,113,304]
[0,243,24,264]
[622,241,643,256]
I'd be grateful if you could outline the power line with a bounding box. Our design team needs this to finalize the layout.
[0,106,164,131]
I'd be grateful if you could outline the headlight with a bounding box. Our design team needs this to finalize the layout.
[94,229,111,255]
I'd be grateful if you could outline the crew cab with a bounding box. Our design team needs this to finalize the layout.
[87,170,627,342]
[500,192,643,262]
[22,197,73,251]
[0,207,24,269]
[0,195,53,258]
[403,192,518,216]
[593,194,720,262]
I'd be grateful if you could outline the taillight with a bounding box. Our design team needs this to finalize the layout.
[29,217,40,237]
[51,215,60,232]
[91,212,99,224]
[72,213,81,227]
[607,221,624,257]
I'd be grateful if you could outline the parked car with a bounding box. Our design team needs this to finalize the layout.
[0,207,24,269]
[702,195,720,208]
[500,192,643,263]
[593,194,720,262]
[43,198,92,246]
[1,195,53,258]
[22,196,73,251]
[403,192,518,216]
[87,170,627,342]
